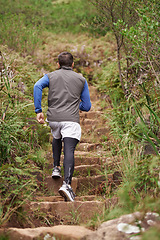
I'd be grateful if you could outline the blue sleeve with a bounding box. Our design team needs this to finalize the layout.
[33,74,49,113]
[79,80,91,111]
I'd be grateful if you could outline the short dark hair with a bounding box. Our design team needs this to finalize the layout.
[58,52,73,67]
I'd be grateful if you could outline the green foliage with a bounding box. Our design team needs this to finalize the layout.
[133,102,160,155]
[89,0,160,102]
[45,0,95,34]
[0,47,48,226]
[122,3,160,97]
[0,115,26,164]
[142,226,160,240]
[0,156,39,225]
[119,153,159,198]
[27,149,47,169]
[89,0,138,34]
[102,97,160,218]
[108,100,138,139]
[0,55,40,164]
[94,61,122,96]
[135,156,159,191]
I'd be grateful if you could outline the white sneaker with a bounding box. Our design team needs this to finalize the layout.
[52,166,61,178]
[59,181,76,202]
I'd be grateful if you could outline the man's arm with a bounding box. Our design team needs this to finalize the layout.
[33,74,49,123]
[79,80,91,111]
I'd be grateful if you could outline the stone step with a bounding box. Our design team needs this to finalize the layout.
[94,127,110,137]
[4,225,93,240]
[44,176,80,196]
[45,156,102,174]
[30,200,105,224]
[81,125,110,138]
[45,176,65,195]
[74,156,101,166]
[75,150,107,158]
[80,111,102,119]
[85,172,122,196]
[74,164,102,177]
[35,195,98,202]
[74,175,106,195]
[46,143,104,165]
[76,143,102,152]
[44,174,106,196]
[80,137,97,143]
[35,159,118,188]
[89,88,100,99]
[42,153,118,180]
[80,119,98,126]
[47,152,117,167]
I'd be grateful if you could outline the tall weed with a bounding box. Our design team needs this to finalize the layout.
[0,53,34,164]
[0,48,45,226]
[104,97,160,214]
[0,156,38,226]
[133,101,160,155]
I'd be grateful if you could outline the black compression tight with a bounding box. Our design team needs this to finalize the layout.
[52,138,62,167]
[52,137,79,185]
[63,137,79,185]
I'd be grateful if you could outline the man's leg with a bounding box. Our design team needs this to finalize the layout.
[52,138,62,167]
[58,137,79,201]
[52,138,62,178]
[63,137,79,185]
[58,122,81,201]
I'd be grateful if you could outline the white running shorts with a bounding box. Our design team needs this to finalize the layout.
[48,121,81,141]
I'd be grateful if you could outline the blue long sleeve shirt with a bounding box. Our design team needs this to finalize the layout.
[34,74,91,114]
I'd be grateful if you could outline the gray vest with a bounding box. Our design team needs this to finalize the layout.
[47,67,85,123]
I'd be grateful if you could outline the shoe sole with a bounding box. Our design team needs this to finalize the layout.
[52,174,61,178]
[58,188,74,202]
[52,172,61,178]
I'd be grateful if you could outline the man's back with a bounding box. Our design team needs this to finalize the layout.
[47,66,85,123]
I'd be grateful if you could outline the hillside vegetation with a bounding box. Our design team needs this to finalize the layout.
[0,0,160,239]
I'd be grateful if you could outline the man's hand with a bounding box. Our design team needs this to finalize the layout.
[36,112,45,124]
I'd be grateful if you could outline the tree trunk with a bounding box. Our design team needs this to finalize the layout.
[117,46,126,96]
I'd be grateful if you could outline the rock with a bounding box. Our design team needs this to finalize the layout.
[99,212,142,229]
[83,212,160,240]
[82,224,127,240]
[117,223,140,234]
[6,225,93,240]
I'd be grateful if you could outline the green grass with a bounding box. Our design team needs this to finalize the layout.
[0,0,96,54]
[0,0,93,32]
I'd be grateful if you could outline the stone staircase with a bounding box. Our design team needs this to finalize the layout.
[1,85,120,239]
